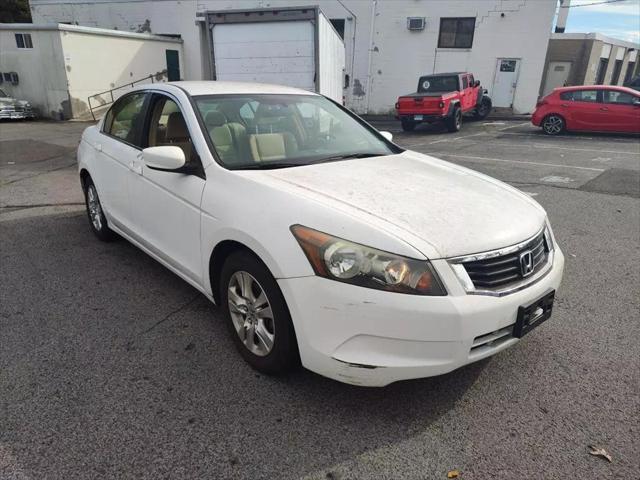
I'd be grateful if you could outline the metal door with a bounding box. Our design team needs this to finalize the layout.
[492,59,521,108]
[543,61,571,96]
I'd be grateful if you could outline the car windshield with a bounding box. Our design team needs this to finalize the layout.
[194,94,397,169]
[418,76,459,93]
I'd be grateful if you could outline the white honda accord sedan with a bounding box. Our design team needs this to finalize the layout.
[78,81,564,386]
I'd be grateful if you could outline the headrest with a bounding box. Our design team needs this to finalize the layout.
[255,103,289,118]
[205,110,226,127]
[166,112,189,140]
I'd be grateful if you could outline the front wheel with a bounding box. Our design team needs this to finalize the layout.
[220,251,299,374]
[445,107,462,132]
[83,178,116,241]
[474,97,492,120]
[542,114,565,135]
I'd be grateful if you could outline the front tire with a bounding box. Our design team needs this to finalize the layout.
[220,251,299,374]
[83,177,116,241]
[474,97,492,120]
[542,114,565,135]
[445,107,462,132]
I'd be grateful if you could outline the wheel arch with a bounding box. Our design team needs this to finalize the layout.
[79,168,91,190]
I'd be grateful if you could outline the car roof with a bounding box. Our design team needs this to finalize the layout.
[554,85,638,94]
[131,81,319,97]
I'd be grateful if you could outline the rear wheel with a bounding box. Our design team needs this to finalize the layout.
[542,114,565,135]
[401,118,416,132]
[445,107,462,132]
[83,177,116,241]
[220,251,299,374]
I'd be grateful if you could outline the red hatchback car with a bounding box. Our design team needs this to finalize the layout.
[532,85,640,135]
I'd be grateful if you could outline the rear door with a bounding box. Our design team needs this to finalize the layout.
[601,89,640,133]
[96,92,149,234]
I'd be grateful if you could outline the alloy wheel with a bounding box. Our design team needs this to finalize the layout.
[87,185,103,231]
[227,271,275,357]
[543,115,563,134]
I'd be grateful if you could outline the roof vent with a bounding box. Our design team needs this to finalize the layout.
[407,17,426,31]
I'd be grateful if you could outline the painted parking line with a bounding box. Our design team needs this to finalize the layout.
[430,152,606,172]
[498,122,531,131]
[435,139,640,156]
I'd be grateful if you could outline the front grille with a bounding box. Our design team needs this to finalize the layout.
[460,230,550,290]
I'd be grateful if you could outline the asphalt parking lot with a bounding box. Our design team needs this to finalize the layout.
[1,117,639,479]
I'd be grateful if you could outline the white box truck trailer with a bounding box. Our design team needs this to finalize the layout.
[203,6,346,103]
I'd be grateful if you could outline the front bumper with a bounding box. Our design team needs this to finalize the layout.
[278,248,564,387]
[0,109,36,120]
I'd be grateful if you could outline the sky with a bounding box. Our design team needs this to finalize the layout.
[559,0,640,43]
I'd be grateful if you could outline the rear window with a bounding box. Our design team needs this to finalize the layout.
[559,90,599,102]
[418,75,459,93]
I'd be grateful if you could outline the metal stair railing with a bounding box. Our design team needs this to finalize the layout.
[87,74,156,120]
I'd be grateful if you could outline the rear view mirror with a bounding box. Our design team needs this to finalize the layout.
[142,146,186,171]
[379,131,393,142]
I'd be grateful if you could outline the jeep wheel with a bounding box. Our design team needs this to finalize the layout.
[474,97,492,120]
[445,107,462,132]
[401,118,416,132]
[542,114,565,135]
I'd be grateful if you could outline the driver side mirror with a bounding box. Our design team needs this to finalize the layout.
[142,146,186,172]
[633,98,640,106]
[379,131,393,142]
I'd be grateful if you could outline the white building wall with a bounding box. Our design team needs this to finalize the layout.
[59,27,184,118]
[30,0,557,114]
[0,28,69,117]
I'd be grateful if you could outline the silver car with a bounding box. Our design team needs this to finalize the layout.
[0,89,35,120]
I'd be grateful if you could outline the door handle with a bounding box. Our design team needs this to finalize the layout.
[130,153,143,175]
[560,103,569,107]
[95,143,102,152]
[599,107,609,111]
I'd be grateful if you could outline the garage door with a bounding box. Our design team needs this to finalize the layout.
[212,21,315,91]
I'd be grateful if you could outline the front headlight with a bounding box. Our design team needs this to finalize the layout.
[291,225,446,295]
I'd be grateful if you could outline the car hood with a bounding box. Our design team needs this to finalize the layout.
[253,151,546,259]
[0,97,30,107]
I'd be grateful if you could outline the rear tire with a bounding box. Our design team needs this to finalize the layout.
[83,177,116,242]
[542,114,565,135]
[401,118,416,132]
[220,250,299,374]
[445,107,462,132]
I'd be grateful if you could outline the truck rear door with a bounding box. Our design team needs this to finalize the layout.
[211,20,315,92]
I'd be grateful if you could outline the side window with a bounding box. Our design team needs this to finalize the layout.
[469,74,475,87]
[603,90,637,105]
[569,90,598,103]
[103,93,147,146]
[559,91,573,101]
[462,76,469,89]
[147,96,197,164]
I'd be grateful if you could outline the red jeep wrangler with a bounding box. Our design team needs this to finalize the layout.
[395,72,492,132]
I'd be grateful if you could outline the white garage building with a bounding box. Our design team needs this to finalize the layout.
[29,0,558,114]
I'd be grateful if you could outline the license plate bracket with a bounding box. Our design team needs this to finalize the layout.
[513,289,555,338]
[414,115,423,121]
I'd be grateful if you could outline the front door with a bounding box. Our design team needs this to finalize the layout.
[601,89,640,133]
[492,59,520,108]
[128,93,206,283]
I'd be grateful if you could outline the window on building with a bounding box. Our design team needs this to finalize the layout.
[329,19,345,40]
[624,62,636,84]
[3,73,12,83]
[610,60,623,85]
[603,90,637,105]
[15,33,33,49]
[595,58,608,84]
[438,18,475,48]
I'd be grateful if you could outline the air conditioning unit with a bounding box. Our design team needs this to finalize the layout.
[407,17,426,31]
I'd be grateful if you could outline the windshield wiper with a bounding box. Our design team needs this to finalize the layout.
[311,152,383,164]
[230,162,306,170]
